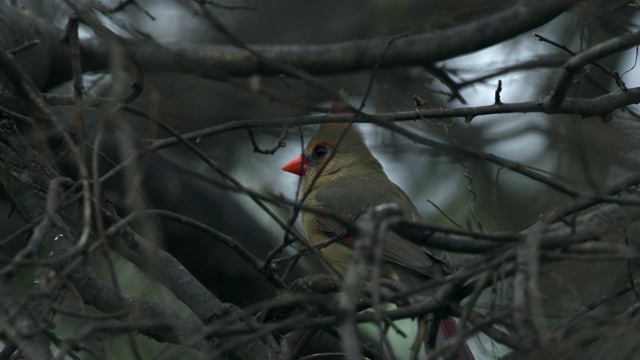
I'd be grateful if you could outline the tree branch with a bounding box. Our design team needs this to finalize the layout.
[76,0,577,77]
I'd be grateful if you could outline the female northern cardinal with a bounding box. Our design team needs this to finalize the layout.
[281,104,474,359]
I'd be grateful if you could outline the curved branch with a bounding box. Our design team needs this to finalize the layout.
[79,0,577,77]
[545,29,640,109]
[141,86,640,155]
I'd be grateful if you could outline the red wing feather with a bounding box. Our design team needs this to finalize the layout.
[314,217,355,247]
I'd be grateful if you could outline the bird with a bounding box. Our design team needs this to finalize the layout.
[281,100,474,359]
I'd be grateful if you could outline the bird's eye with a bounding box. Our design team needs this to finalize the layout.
[314,146,328,157]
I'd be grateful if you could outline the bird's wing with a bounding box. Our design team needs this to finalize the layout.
[381,230,454,278]
[313,176,455,278]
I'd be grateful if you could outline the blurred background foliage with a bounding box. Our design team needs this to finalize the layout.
[1,0,640,359]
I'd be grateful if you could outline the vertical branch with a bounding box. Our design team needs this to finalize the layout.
[67,14,85,154]
[513,223,546,350]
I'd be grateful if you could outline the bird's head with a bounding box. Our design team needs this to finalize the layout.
[281,123,373,178]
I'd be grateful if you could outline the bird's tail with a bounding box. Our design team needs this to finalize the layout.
[439,318,475,360]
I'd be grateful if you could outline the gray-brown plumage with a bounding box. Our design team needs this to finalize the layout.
[288,123,453,280]
[282,121,474,360]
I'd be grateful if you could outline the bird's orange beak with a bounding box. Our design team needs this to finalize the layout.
[281,156,309,176]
